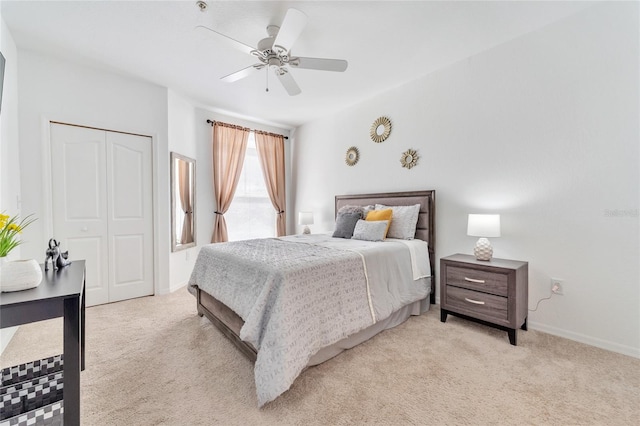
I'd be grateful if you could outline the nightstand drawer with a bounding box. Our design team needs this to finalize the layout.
[446,266,508,296]
[445,286,508,322]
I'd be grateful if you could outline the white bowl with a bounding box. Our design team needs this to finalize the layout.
[0,259,43,292]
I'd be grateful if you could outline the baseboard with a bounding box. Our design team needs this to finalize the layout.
[169,280,188,294]
[528,321,640,359]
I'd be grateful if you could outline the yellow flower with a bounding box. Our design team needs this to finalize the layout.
[0,211,36,257]
[7,223,21,233]
[0,213,8,229]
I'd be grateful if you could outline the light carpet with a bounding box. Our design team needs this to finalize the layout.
[1,287,638,425]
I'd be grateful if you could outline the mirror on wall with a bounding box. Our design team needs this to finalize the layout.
[171,152,196,252]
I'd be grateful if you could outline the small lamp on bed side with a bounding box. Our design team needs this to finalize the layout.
[299,212,314,234]
[467,214,501,261]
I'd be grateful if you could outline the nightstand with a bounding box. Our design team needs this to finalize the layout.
[440,254,528,345]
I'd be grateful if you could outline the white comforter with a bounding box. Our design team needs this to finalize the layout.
[280,234,431,322]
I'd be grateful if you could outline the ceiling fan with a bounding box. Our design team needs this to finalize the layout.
[196,8,348,96]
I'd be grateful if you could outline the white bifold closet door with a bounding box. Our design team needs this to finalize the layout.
[50,123,154,306]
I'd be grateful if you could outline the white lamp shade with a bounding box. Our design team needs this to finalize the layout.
[298,212,314,226]
[467,214,501,238]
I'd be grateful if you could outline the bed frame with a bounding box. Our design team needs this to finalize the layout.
[196,190,436,363]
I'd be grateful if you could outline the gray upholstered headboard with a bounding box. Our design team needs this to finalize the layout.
[335,190,436,303]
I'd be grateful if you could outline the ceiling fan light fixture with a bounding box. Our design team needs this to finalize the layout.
[268,57,282,69]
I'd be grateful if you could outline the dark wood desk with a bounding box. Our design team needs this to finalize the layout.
[1,260,86,425]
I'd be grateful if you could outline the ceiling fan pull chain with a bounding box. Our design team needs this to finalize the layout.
[266,68,269,92]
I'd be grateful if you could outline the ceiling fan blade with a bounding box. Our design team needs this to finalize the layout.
[275,68,301,96]
[221,64,264,83]
[195,25,255,56]
[272,9,308,54]
[289,57,348,72]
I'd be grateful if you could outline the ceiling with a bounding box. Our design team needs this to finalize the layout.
[1,1,593,129]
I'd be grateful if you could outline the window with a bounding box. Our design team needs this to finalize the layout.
[225,132,275,241]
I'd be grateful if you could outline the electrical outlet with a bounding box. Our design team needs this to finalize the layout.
[551,278,564,295]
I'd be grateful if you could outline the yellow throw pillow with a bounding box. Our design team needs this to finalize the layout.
[365,209,393,238]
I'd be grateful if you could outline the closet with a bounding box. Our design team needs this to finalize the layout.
[50,123,154,306]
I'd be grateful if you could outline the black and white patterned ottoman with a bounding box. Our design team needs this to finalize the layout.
[0,356,64,425]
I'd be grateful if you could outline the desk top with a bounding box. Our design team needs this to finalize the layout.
[0,260,85,308]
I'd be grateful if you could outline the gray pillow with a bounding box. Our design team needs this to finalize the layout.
[337,204,374,217]
[332,211,362,238]
[337,205,364,216]
[352,219,389,242]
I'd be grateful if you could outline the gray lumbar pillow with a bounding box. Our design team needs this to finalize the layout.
[332,211,362,238]
[352,219,389,242]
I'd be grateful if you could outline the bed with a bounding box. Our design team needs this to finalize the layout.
[188,190,435,406]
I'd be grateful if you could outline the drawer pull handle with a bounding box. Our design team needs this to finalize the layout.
[464,277,485,284]
[464,297,485,305]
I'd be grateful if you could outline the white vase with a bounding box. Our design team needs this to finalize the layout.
[0,258,43,292]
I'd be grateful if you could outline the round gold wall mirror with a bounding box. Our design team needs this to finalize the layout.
[345,146,360,166]
[400,148,419,169]
[370,116,391,143]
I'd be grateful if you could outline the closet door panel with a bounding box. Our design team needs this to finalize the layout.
[106,132,154,302]
[50,124,109,306]
[66,237,103,293]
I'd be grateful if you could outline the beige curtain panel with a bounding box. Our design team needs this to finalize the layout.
[255,131,286,237]
[178,160,193,244]
[211,122,250,243]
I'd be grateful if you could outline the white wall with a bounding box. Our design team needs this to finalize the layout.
[16,50,171,295]
[0,18,21,254]
[0,17,21,353]
[167,90,199,290]
[292,3,639,357]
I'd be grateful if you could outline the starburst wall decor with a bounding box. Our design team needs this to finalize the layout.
[400,149,419,169]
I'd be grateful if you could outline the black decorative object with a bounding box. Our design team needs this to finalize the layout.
[44,239,70,271]
[56,250,72,269]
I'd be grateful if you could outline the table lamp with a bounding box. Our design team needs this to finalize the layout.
[299,212,314,234]
[467,214,501,261]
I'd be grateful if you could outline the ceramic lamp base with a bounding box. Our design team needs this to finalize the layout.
[303,226,311,235]
[474,237,493,261]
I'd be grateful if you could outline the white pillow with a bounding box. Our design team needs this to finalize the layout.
[352,219,388,242]
[375,204,420,239]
